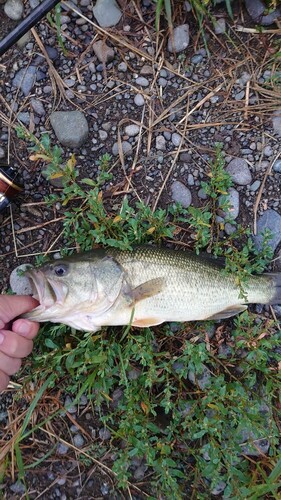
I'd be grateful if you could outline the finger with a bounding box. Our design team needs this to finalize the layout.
[0,351,22,376]
[12,319,40,339]
[0,296,39,328]
[0,330,33,358]
[0,370,10,392]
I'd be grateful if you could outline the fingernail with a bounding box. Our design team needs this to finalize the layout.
[16,320,31,335]
[0,332,5,345]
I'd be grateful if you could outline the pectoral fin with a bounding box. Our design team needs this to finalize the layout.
[132,277,165,304]
[205,305,248,320]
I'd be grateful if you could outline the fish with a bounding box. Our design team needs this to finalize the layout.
[23,246,281,331]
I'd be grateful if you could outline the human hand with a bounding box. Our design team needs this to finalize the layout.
[0,295,39,391]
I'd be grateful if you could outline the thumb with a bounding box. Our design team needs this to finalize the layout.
[0,295,39,328]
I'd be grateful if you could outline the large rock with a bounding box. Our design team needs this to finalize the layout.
[50,111,89,148]
[93,0,122,28]
[253,209,281,253]
[168,24,190,53]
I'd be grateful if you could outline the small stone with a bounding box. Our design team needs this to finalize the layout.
[135,76,149,87]
[93,0,122,28]
[253,209,281,253]
[134,94,145,106]
[225,222,236,235]
[73,434,85,448]
[235,90,245,100]
[125,124,140,137]
[17,31,31,49]
[118,61,127,72]
[250,180,261,192]
[263,145,273,157]
[273,159,281,173]
[10,264,34,295]
[187,173,194,186]
[272,109,281,137]
[112,141,132,156]
[214,18,226,34]
[220,188,239,220]
[158,77,167,87]
[188,364,211,390]
[10,481,25,494]
[93,40,114,63]
[171,180,192,208]
[30,98,45,117]
[191,54,203,64]
[17,112,30,125]
[57,442,69,455]
[99,428,111,440]
[4,0,24,20]
[100,483,110,496]
[140,64,153,75]
[155,135,166,151]
[45,46,58,60]
[211,481,227,496]
[198,188,208,200]
[171,133,181,147]
[133,463,147,480]
[168,24,190,53]
[226,158,252,185]
[0,147,5,159]
[64,396,77,414]
[50,111,89,148]
[98,130,108,141]
[12,66,37,96]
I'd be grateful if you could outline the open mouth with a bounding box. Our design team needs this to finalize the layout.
[24,269,68,317]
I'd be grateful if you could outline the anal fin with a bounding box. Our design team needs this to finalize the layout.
[205,305,248,321]
[132,317,163,327]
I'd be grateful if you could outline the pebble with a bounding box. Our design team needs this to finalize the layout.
[221,188,239,220]
[98,130,108,141]
[171,180,192,208]
[226,158,252,185]
[133,463,147,480]
[134,94,145,106]
[245,0,281,26]
[112,141,132,156]
[12,66,37,96]
[273,159,281,173]
[171,133,181,147]
[253,209,281,252]
[10,264,34,295]
[135,76,149,87]
[17,31,31,50]
[125,124,140,137]
[17,112,30,125]
[50,111,89,148]
[225,222,236,235]
[214,18,226,34]
[239,428,269,456]
[45,45,58,60]
[155,135,166,151]
[99,428,111,440]
[73,433,85,448]
[0,147,5,159]
[64,395,77,414]
[198,188,208,200]
[93,40,115,63]
[57,442,69,455]
[4,0,24,20]
[100,482,110,495]
[158,77,167,87]
[211,481,227,496]
[93,0,122,28]
[191,54,203,64]
[30,98,45,117]
[272,109,281,137]
[235,90,245,100]
[263,145,273,157]
[118,61,127,72]
[250,180,261,192]
[188,365,211,390]
[140,64,153,75]
[168,24,190,53]
[10,481,25,494]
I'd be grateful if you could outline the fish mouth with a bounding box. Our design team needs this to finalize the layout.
[24,269,68,319]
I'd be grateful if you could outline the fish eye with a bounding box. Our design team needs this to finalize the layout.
[54,264,69,277]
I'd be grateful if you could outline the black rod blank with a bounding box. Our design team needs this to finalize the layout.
[0,0,62,57]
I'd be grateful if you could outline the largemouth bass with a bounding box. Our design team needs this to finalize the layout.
[23,246,281,331]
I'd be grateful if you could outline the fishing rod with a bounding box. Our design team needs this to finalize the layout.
[0,0,61,57]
